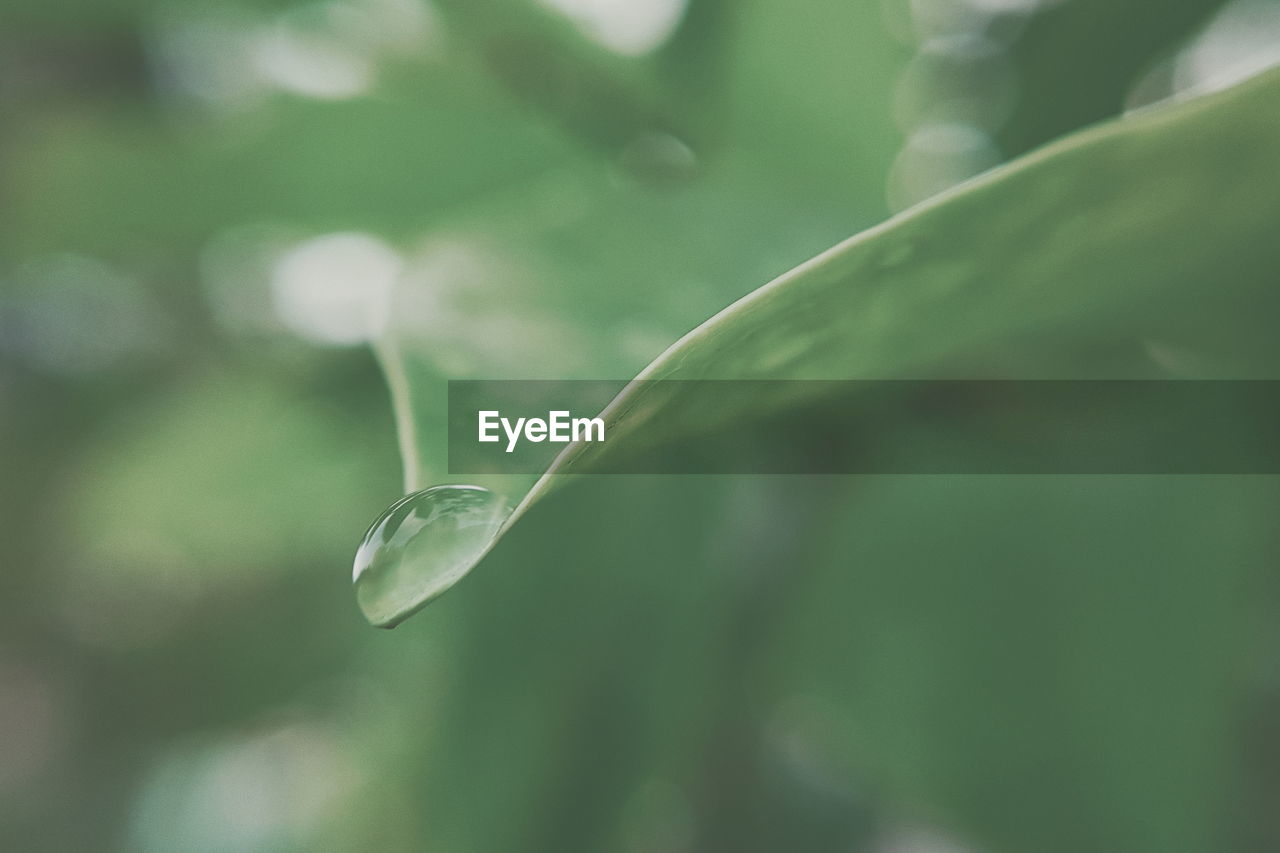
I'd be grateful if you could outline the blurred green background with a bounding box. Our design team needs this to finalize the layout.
[4,0,1280,851]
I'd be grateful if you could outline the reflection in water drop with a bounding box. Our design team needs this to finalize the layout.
[352,485,509,628]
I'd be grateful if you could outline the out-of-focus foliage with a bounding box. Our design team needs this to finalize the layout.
[3,0,1280,852]
[998,0,1231,154]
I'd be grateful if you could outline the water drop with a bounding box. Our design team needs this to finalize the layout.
[352,485,509,628]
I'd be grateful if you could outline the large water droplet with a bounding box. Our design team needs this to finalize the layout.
[352,485,509,628]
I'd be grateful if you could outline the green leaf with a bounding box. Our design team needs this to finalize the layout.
[374,67,1280,621]
[361,67,1280,853]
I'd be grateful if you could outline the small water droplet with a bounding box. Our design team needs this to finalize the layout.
[352,485,509,628]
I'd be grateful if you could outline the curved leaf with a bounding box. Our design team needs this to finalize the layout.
[377,67,1280,621]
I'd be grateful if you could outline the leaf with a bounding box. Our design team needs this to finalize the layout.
[370,68,1280,853]
[376,67,1280,610]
